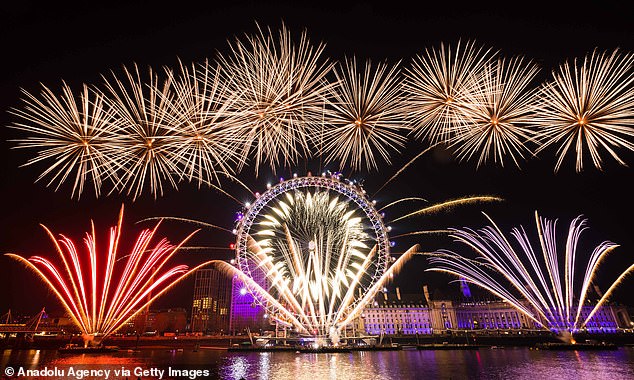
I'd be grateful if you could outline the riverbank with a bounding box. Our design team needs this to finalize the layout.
[3,331,634,351]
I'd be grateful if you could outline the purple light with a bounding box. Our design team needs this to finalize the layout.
[230,268,267,332]
[460,278,472,298]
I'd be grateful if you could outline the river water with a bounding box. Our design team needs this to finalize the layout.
[2,347,634,379]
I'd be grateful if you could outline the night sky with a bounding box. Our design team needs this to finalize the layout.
[1,1,633,317]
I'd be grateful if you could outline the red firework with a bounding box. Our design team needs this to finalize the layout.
[5,205,211,342]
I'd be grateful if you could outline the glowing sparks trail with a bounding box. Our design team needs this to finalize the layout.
[5,205,211,345]
[321,57,409,171]
[535,48,634,172]
[427,211,634,338]
[136,216,234,233]
[371,142,442,197]
[390,196,504,223]
[377,197,428,212]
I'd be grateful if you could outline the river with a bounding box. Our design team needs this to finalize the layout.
[2,346,634,379]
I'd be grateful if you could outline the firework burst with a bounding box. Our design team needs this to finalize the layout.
[100,64,181,200]
[427,211,634,339]
[404,40,496,143]
[9,82,120,198]
[450,56,541,168]
[160,60,242,187]
[5,205,211,346]
[535,48,634,172]
[215,23,335,174]
[320,57,409,171]
[233,175,410,341]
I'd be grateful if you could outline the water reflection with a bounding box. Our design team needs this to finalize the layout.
[2,347,633,379]
[224,355,249,379]
[30,349,40,366]
[211,349,634,380]
[259,352,270,379]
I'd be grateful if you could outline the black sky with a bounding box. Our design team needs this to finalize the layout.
[1,1,633,316]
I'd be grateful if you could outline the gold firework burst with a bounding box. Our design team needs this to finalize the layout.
[320,57,409,171]
[215,23,335,175]
[160,60,243,187]
[9,82,120,198]
[101,63,180,200]
[534,48,634,172]
[404,40,496,143]
[451,56,541,168]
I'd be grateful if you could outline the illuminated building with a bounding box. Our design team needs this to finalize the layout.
[361,287,633,335]
[229,266,269,334]
[190,263,269,335]
[117,308,187,335]
[191,268,232,334]
[362,288,433,335]
[455,301,529,329]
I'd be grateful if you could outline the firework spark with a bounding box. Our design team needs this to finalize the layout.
[427,211,634,339]
[131,167,500,345]
[10,28,634,202]
[5,205,211,345]
[9,82,120,198]
[320,57,409,171]
[404,40,496,143]
[534,48,634,172]
[215,23,335,174]
[450,56,541,168]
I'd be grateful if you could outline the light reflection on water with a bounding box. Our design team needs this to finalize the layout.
[2,347,634,379]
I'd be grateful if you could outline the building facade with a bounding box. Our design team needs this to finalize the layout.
[153,308,187,334]
[190,268,232,334]
[455,301,530,330]
[362,290,433,335]
[360,287,633,336]
[229,265,269,334]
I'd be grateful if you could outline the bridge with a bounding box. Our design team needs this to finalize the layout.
[0,308,45,334]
